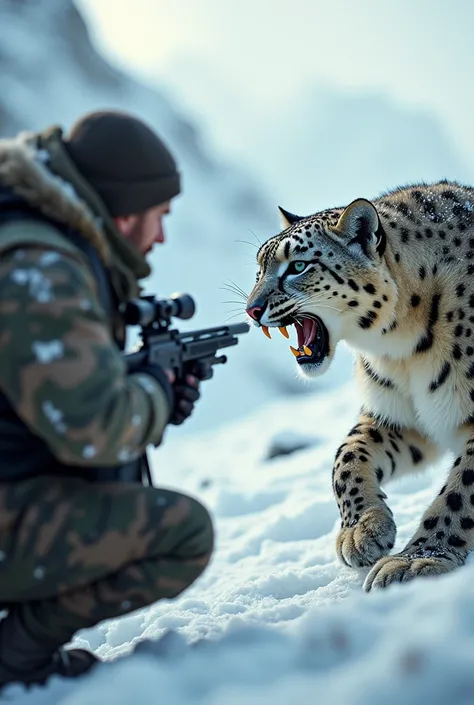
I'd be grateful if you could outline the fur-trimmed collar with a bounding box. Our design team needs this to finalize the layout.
[0,131,110,262]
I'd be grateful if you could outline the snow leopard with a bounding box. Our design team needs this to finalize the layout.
[246,182,474,591]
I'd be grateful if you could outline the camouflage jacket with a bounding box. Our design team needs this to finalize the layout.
[0,129,171,473]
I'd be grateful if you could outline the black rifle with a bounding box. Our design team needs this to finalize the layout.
[121,293,249,486]
[123,292,249,377]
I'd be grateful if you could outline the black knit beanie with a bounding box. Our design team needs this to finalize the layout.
[63,110,181,217]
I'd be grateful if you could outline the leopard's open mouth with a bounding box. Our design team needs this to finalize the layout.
[292,316,329,365]
[261,315,330,366]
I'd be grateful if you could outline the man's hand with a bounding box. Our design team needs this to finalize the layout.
[165,362,213,426]
[169,373,200,425]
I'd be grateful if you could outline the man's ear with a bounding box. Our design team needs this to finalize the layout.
[334,198,386,257]
[114,214,139,236]
[278,206,304,229]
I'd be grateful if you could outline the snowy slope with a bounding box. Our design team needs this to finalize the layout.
[0,0,327,437]
[6,379,474,705]
[248,86,474,215]
[150,56,474,216]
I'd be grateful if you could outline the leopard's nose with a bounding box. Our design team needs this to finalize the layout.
[246,300,267,321]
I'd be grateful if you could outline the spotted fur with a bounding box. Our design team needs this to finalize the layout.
[247,181,474,591]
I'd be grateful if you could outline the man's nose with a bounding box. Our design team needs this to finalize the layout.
[246,300,267,321]
[155,228,165,244]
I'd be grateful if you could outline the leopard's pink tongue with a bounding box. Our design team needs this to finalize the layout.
[295,318,317,348]
[303,318,317,346]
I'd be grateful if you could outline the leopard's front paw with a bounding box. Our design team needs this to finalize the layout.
[363,548,464,592]
[336,506,396,568]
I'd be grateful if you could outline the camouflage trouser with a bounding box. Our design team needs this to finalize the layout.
[0,475,213,647]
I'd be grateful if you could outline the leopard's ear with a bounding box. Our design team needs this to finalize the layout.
[278,206,304,229]
[334,198,386,257]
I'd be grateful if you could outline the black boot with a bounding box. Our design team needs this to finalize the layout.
[0,609,100,689]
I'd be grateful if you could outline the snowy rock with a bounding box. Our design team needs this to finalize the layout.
[265,430,320,460]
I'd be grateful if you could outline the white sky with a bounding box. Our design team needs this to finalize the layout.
[76,0,474,182]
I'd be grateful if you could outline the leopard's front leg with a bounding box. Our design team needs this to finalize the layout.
[334,412,440,568]
[364,433,474,591]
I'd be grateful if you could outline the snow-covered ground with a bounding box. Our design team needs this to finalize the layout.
[7,367,474,705]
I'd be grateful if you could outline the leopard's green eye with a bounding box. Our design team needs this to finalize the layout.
[288,261,307,275]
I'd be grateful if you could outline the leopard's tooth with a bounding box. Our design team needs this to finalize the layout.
[278,326,289,339]
[262,325,272,339]
[303,345,312,356]
[290,345,301,357]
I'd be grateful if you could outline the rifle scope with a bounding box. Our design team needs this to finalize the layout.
[122,293,196,327]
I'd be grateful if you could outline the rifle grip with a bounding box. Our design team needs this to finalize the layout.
[213,355,227,366]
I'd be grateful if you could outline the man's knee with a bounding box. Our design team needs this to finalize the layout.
[136,491,214,600]
[170,494,214,561]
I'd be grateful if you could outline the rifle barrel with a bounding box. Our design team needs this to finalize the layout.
[124,321,249,373]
